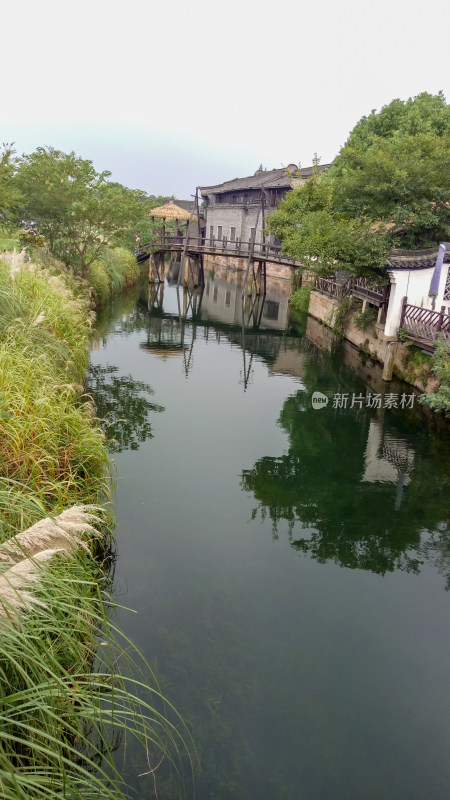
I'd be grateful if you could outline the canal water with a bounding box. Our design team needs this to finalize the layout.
[90,269,450,800]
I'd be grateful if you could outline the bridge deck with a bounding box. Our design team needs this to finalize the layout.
[137,235,301,268]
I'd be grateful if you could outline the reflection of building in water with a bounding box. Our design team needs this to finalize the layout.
[268,341,309,382]
[362,418,415,509]
[139,316,188,359]
[202,272,290,330]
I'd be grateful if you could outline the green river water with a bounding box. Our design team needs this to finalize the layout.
[90,269,450,800]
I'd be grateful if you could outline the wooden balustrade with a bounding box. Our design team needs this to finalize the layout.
[400,298,450,343]
[138,235,299,265]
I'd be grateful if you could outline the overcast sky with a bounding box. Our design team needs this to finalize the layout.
[2,0,449,198]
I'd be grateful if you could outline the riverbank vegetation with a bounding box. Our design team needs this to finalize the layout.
[418,335,450,414]
[268,92,450,277]
[0,144,163,301]
[0,259,193,797]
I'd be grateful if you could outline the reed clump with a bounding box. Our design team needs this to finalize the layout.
[0,261,107,512]
[87,247,140,306]
[0,261,193,798]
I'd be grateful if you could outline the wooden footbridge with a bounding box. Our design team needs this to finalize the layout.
[137,234,300,266]
[136,233,301,297]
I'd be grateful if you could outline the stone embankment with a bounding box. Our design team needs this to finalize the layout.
[307,290,438,394]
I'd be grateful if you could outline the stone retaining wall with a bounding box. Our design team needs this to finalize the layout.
[308,290,437,393]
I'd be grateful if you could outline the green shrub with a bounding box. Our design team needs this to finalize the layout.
[114,246,140,287]
[402,344,432,385]
[100,248,124,294]
[354,306,377,331]
[419,334,450,414]
[290,285,312,316]
[87,260,111,305]
[330,295,357,337]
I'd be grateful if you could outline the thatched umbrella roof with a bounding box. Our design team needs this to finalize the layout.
[149,202,197,222]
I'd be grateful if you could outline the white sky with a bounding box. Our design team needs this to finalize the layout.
[2,0,449,197]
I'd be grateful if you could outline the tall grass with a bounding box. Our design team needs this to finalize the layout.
[0,506,193,799]
[87,247,141,305]
[0,263,107,510]
[0,261,194,797]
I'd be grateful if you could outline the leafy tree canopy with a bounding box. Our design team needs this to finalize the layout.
[15,147,162,276]
[0,143,22,226]
[268,92,450,276]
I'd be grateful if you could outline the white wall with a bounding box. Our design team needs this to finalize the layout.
[384,263,450,337]
[204,204,267,246]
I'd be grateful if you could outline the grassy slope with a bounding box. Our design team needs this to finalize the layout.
[0,259,192,799]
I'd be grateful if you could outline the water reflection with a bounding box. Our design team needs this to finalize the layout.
[93,273,450,584]
[87,364,164,453]
[241,361,450,579]
[91,272,450,800]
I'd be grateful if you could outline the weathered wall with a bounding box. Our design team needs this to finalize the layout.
[308,290,437,393]
[204,203,280,246]
[203,252,292,281]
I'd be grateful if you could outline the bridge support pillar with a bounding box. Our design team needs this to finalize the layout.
[149,253,165,283]
[149,254,157,283]
[182,254,203,288]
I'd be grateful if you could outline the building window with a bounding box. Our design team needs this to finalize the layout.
[206,282,210,296]
[250,227,256,242]
[218,226,222,240]
[264,301,279,321]
[209,225,213,241]
[213,286,218,302]
[230,227,236,242]
[225,290,231,307]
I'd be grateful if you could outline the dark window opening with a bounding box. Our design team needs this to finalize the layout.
[264,301,279,321]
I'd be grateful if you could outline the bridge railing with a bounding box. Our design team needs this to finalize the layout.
[314,275,388,307]
[141,234,299,264]
[399,297,450,344]
[314,276,351,299]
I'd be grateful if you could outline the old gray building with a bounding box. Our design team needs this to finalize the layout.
[199,163,331,248]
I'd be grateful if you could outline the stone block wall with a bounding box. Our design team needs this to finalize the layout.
[308,290,438,393]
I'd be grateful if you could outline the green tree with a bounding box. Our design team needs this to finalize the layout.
[267,163,390,276]
[268,92,450,276]
[15,147,160,276]
[0,143,22,227]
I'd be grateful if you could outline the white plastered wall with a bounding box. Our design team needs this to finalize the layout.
[384,263,450,337]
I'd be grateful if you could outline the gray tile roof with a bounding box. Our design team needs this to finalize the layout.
[200,164,332,195]
[387,247,450,270]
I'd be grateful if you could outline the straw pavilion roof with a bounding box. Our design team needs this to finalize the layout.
[149,202,197,221]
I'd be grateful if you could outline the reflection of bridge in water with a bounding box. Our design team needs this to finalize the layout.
[137,230,300,308]
[139,278,418,502]
[140,273,293,386]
